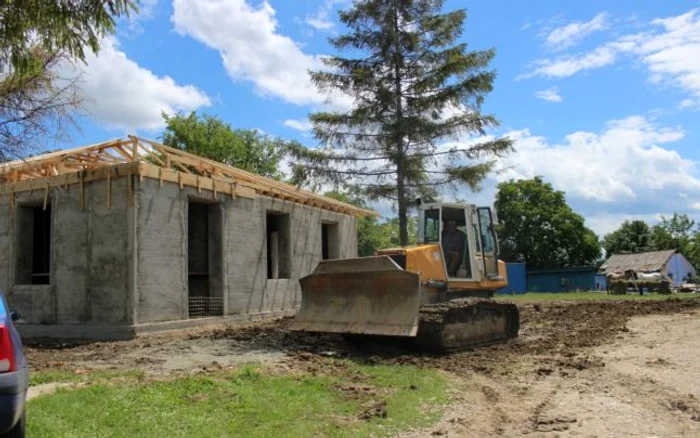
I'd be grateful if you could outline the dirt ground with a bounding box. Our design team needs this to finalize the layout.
[25,297,700,437]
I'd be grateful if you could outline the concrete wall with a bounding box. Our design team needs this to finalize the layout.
[0,177,134,328]
[0,174,358,337]
[134,178,357,324]
[135,181,187,323]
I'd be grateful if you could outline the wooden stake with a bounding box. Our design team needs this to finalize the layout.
[159,168,164,187]
[132,139,138,161]
[43,181,49,211]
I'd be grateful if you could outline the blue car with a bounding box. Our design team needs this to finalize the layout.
[0,295,27,437]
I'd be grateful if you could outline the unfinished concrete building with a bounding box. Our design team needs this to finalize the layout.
[0,136,372,339]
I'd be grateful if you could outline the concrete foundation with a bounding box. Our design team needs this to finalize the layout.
[0,175,358,339]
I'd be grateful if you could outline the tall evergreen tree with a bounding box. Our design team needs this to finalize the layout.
[288,0,512,245]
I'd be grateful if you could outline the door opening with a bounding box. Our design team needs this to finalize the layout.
[321,223,340,260]
[440,207,472,279]
[187,201,223,318]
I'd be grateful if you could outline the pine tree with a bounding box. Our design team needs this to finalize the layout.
[0,0,137,156]
[0,0,137,74]
[289,0,512,245]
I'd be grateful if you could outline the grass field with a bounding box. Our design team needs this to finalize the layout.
[495,292,698,302]
[27,362,447,438]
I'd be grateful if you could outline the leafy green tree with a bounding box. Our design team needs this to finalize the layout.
[650,213,698,269]
[655,213,695,251]
[161,112,286,179]
[324,190,418,256]
[649,224,675,252]
[382,216,418,248]
[324,190,389,256]
[494,177,600,270]
[289,0,512,246]
[0,0,137,156]
[603,220,652,255]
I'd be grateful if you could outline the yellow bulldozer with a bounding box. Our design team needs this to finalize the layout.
[289,201,519,353]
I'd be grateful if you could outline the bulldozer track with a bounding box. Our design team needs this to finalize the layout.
[416,298,520,353]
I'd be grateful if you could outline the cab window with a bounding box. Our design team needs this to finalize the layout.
[424,209,440,242]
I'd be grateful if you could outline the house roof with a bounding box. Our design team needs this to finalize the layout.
[0,136,377,217]
[599,250,677,274]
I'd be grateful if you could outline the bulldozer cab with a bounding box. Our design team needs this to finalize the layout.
[417,202,501,282]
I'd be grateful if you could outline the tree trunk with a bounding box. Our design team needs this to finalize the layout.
[393,3,409,246]
[397,167,408,246]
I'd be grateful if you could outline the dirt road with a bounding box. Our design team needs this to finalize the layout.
[408,308,700,437]
[25,297,700,437]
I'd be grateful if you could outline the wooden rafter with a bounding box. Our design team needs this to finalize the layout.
[0,136,377,217]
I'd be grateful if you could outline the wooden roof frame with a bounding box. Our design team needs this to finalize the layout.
[0,136,377,217]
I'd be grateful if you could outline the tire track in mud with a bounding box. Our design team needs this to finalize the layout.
[480,384,508,434]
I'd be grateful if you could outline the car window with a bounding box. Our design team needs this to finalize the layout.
[0,295,7,317]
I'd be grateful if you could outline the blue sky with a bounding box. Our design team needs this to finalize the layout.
[54,0,700,236]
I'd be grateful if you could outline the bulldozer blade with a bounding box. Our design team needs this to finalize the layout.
[289,256,421,337]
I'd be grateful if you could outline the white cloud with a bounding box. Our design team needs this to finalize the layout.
[545,13,609,51]
[171,0,352,109]
[62,37,211,131]
[284,119,313,132]
[124,0,159,35]
[306,16,334,31]
[305,0,350,31]
[140,0,159,13]
[585,212,666,236]
[306,1,334,30]
[522,44,618,78]
[680,98,700,109]
[493,116,699,205]
[534,87,563,102]
[524,9,700,102]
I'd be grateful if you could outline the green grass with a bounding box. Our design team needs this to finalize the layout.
[27,362,447,438]
[495,292,699,302]
[30,369,146,387]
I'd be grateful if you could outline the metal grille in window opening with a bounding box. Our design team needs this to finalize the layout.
[188,296,224,318]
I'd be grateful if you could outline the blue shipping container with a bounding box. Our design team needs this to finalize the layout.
[527,266,598,293]
[497,263,527,295]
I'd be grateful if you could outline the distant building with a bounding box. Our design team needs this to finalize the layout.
[527,266,602,293]
[599,249,696,287]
